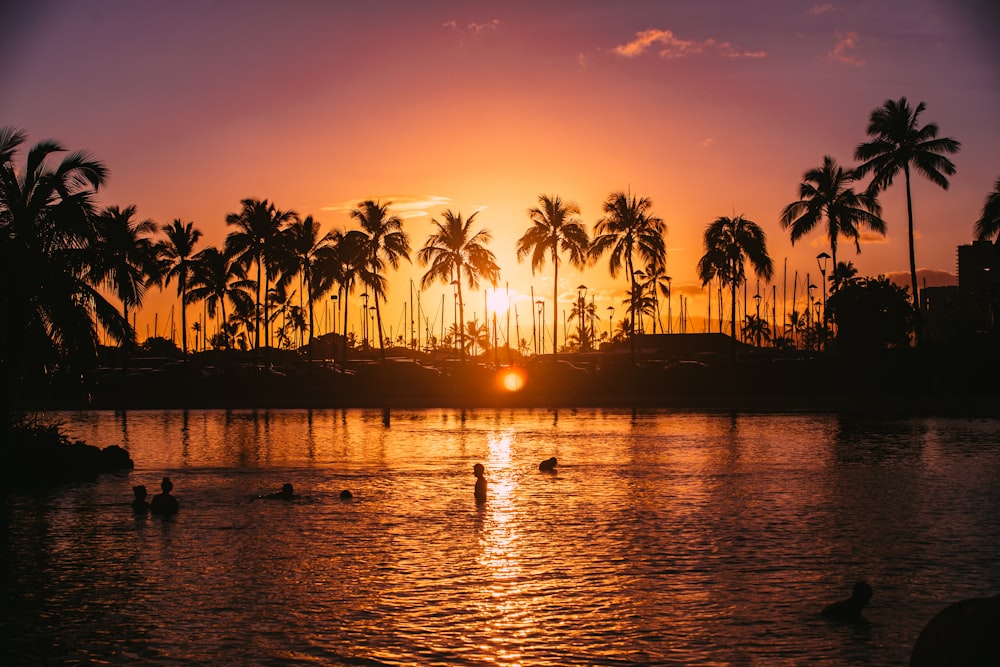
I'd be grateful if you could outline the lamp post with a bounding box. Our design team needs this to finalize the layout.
[753,292,762,347]
[816,252,830,348]
[607,306,614,342]
[577,284,587,351]
[369,307,377,349]
[665,276,672,334]
[536,299,545,355]
[330,295,338,336]
[361,292,369,348]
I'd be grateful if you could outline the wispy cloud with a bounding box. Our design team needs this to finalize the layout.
[810,3,837,16]
[443,18,500,35]
[612,28,766,60]
[701,137,717,148]
[828,31,864,65]
[323,195,451,219]
[577,52,587,69]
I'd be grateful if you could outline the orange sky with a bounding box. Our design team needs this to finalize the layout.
[3,0,998,348]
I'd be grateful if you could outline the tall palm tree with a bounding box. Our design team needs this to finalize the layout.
[638,262,672,333]
[591,191,666,360]
[314,228,368,369]
[696,215,774,344]
[157,219,202,355]
[91,204,160,338]
[277,215,336,347]
[516,194,590,360]
[351,200,411,361]
[854,97,961,308]
[974,178,1000,243]
[417,210,500,362]
[780,156,885,275]
[225,198,297,351]
[187,245,255,348]
[0,126,120,401]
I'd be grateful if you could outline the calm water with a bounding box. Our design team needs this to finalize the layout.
[3,409,1000,666]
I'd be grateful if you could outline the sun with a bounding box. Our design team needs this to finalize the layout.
[499,367,525,392]
[486,288,510,318]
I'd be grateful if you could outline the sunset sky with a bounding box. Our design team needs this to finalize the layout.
[3,0,998,347]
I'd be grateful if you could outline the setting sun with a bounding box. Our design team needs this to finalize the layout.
[499,367,526,392]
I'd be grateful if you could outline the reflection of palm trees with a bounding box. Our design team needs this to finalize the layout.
[1,126,120,399]
[591,191,666,360]
[351,200,411,361]
[974,178,1000,243]
[225,198,297,351]
[780,155,884,282]
[855,97,960,309]
[418,210,500,362]
[697,215,773,344]
[516,194,590,361]
[157,219,202,355]
[187,246,254,349]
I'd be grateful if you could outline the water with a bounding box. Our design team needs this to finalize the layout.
[3,409,1000,666]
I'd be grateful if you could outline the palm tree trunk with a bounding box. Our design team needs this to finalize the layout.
[457,267,466,362]
[904,164,923,346]
[552,247,559,361]
[180,282,188,356]
[341,289,350,372]
[374,294,386,361]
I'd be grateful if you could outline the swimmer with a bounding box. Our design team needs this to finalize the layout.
[131,485,150,513]
[150,476,179,516]
[339,489,353,500]
[821,581,873,622]
[539,457,557,472]
[473,463,487,504]
[261,483,295,500]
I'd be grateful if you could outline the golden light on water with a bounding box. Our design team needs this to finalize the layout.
[499,367,526,392]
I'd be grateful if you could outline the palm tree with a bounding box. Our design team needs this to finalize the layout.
[351,200,411,361]
[854,97,961,308]
[780,156,885,276]
[277,215,336,347]
[315,228,368,369]
[591,191,666,360]
[831,260,858,293]
[638,262,672,333]
[516,194,590,360]
[696,215,774,344]
[417,210,500,362]
[0,126,120,401]
[157,219,202,355]
[225,198,298,351]
[974,178,1000,243]
[187,245,255,348]
[91,204,160,339]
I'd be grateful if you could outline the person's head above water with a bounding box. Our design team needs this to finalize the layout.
[852,581,873,604]
[473,463,485,477]
[539,457,557,471]
[281,483,293,495]
[160,477,173,493]
[340,489,353,500]
[133,485,148,500]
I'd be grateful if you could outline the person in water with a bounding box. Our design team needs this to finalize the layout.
[473,463,487,504]
[539,457,557,472]
[131,485,150,513]
[821,581,873,622]
[261,483,295,500]
[150,476,179,516]
[339,489,353,500]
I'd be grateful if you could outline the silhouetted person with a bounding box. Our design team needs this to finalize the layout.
[539,457,557,472]
[910,594,1000,666]
[261,483,295,500]
[131,485,150,513]
[150,476,179,516]
[473,463,487,504]
[821,581,873,622]
[339,489,353,501]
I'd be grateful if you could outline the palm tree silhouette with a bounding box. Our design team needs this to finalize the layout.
[591,191,666,361]
[696,215,773,345]
[316,228,368,370]
[0,126,121,400]
[91,205,160,340]
[638,262,672,333]
[854,97,961,310]
[277,215,336,347]
[516,194,590,360]
[226,198,297,351]
[351,200,411,361]
[780,156,885,278]
[187,245,255,349]
[974,178,1000,243]
[418,210,500,362]
[157,219,202,355]
[831,260,858,293]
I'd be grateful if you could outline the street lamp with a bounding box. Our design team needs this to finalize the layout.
[536,299,545,355]
[361,293,369,348]
[817,252,830,348]
[330,294,338,335]
[607,306,614,342]
[577,284,587,351]
[665,276,672,334]
[369,307,377,349]
[753,292,762,347]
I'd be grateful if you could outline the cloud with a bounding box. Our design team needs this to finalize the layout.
[322,195,451,220]
[810,3,836,15]
[701,137,717,148]
[828,32,864,66]
[577,52,587,69]
[882,269,956,289]
[442,18,499,35]
[612,28,766,60]
[442,20,457,30]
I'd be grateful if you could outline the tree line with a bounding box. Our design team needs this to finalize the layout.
[4,97,998,404]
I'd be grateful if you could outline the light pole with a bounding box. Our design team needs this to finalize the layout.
[369,307,377,349]
[361,292,369,348]
[753,292,762,347]
[817,252,830,348]
[330,294,338,335]
[607,306,614,342]
[577,284,587,351]
[536,299,545,355]
[665,276,672,334]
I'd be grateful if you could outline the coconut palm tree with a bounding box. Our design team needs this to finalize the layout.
[974,178,1000,243]
[638,261,672,333]
[591,191,666,360]
[225,198,298,351]
[854,97,961,309]
[91,204,160,338]
[315,228,368,370]
[156,219,202,355]
[351,200,411,361]
[831,260,859,293]
[277,215,336,347]
[696,215,774,344]
[516,194,590,361]
[0,126,121,401]
[418,210,500,362]
[780,156,885,277]
[187,245,255,348]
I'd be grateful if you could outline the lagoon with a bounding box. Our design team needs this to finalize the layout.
[3,409,1000,665]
